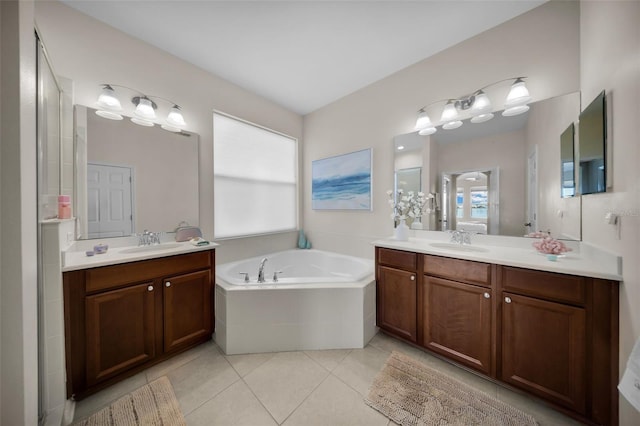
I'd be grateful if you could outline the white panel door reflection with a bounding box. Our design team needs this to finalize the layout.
[87,163,133,238]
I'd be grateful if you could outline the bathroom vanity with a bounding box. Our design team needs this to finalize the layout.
[62,243,216,400]
[374,236,620,426]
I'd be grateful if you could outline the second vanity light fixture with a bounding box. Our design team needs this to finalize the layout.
[415,77,531,136]
[96,84,187,132]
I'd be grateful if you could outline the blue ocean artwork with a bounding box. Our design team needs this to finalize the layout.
[312,149,372,210]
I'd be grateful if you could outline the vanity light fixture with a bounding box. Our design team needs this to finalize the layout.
[94,84,187,132]
[414,77,531,135]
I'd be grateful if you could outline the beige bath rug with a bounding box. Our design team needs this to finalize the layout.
[74,376,186,426]
[365,351,538,425]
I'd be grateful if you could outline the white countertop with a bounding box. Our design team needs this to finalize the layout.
[63,240,218,272]
[373,232,622,281]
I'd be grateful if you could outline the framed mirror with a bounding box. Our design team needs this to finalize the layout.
[393,91,582,240]
[560,123,576,198]
[578,90,606,195]
[74,105,200,239]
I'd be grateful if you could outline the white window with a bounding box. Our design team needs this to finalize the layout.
[213,112,298,239]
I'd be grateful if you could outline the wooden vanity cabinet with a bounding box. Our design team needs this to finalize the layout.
[375,246,619,425]
[421,255,494,375]
[376,248,418,343]
[63,250,215,399]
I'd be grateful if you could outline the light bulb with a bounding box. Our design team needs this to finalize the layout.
[97,85,122,111]
[505,78,531,108]
[415,110,432,130]
[471,91,492,115]
[166,105,186,127]
[418,127,437,136]
[440,102,459,122]
[134,97,156,120]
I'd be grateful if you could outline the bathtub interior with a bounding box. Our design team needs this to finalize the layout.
[217,249,373,284]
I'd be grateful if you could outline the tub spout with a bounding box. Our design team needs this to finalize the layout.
[257,258,268,283]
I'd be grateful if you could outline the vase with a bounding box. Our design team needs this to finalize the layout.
[394,218,409,241]
[411,218,424,230]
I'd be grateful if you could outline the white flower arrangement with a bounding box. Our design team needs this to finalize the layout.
[386,189,434,222]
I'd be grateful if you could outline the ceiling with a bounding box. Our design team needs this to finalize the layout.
[61,0,546,115]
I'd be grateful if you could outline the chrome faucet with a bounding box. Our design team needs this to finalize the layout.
[450,230,472,245]
[137,230,161,246]
[257,258,268,283]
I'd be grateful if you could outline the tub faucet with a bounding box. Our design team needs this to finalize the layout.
[257,258,268,283]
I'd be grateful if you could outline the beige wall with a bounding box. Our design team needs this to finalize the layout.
[1,0,39,424]
[34,0,304,263]
[303,0,580,258]
[579,1,640,424]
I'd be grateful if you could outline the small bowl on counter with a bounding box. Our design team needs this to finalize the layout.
[93,244,109,255]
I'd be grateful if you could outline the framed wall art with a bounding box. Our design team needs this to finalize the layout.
[312,148,372,210]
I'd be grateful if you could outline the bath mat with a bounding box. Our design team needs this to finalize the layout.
[74,376,186,426]
[365,351,538,425]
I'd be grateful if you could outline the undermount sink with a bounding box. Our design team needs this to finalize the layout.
[429,242,490,253]
[119,243,183,254]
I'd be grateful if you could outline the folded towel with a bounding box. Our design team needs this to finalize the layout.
[189,237,210,247]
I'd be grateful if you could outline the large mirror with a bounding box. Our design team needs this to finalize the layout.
[74,105,200,239]
[393,91,582,240]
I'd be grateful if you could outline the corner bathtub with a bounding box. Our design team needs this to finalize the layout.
[214,249,376,355]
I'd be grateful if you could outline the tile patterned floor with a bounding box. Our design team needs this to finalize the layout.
[73,332,583,425]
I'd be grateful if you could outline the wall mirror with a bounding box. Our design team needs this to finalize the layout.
[393,91,582,240]
[560,123,576,198]
[578,90,606,195]
[74,105,200,239]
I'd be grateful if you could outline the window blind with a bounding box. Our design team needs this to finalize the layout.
[213,113,297,239]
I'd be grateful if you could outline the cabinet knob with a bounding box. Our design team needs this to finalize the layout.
[147,285,154,292]
[504,296,512,304]
[410,275,415,281]
[484,292,490,299]
[165,282,171,287]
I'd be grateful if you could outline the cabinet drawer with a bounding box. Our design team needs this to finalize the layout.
[423,255,491,287]
[501,267,585,305]
[86,251,212,293]
[377,248,417,271]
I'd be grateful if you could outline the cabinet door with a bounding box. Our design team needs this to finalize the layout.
[501,292,586,414]
[85,282,156,386]
[422,276,492,375]
[377,266,417,342]
[163,270,212,352]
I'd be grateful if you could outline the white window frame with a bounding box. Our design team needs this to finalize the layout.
[213,111,299,239]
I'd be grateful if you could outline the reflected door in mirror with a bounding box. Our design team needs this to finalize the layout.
[87,163,133,238]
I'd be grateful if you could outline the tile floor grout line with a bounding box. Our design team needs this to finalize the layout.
[276,369,333,425]
[224,351,275,378]
[239,374,281,425]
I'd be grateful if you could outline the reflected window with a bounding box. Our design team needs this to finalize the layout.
[456,191,464,218]
[470,190,488,219]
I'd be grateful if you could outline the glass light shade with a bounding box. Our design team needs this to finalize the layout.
[134,97,156,120]
[502,105,530,116]
[505,79,531,107]
[471,91,492,115]
[415,110,432,130]
[131,117,155,127]
[161,124,181,133]
[418,127,437,136]
[97,86,122,111]
[442,120,463,130]
[166,105,186,127]
[95,110,123,120]
[440,102,459,122]
[470,113,494,124]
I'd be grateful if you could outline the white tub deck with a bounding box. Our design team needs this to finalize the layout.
[214,250,376,355]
